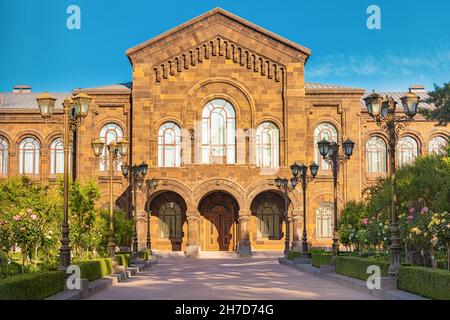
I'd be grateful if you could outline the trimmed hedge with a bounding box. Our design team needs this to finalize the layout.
[116,254,130,268]
[311,252,333,267]
[139,250,150,260]
[287,252,302,260]
[335,256,389,281]
[398,266,450,300]
[0,271,64,300]
[76,258,113,282]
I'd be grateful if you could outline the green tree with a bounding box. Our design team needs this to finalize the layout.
[420,82,450,126]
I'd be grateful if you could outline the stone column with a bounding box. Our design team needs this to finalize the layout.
[238,210,252,257]
[291,214,302,252]
[186,210,200,258]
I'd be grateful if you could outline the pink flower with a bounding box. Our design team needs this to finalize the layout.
[362,218,369,225]
[26,208,32,214]
[406,215,414,224]
[30,214,37,221]
[421,207,429,214]
[409,208,415,214]
[83,224,89,229]
[12,215,20,221]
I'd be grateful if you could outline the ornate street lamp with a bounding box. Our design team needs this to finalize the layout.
[290,161,318,253]
[145,178,159,253]
[363,89,420,277]
[121,162,148,255]
[317,137,355,258]
[36,92,92,271]
[92,139,129,259]
[275,176,297,256]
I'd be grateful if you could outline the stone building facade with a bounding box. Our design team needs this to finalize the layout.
[0,8,448,257]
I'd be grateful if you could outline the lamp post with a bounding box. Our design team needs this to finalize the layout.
[121,162,148,255]
[290,162,319,253]
[363,90,420,277]
[275,176,297,256]
[145,178,159,253]
[36,92,92,271]
[92,139,129,259]
[317,137,355,258]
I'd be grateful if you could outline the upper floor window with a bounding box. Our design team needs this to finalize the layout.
[201,99,235,164]
[397,136,418,166]
[314,123,337,170]
[19,137,40,175]
[256,122,279,167]
[99,123,124,171]
[429,136,448,155]
[0,137,8,175]
[50,138,66,174]
[366,136,387,173]
[158,122,181,167]
[316,202,333,238]
[255,201,281,239]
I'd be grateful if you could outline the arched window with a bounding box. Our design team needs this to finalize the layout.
[366,136,387,173]
[256,201,281,239]
[19,137,40,175]
[314,123,338,170]
[201,99,235,164]
[99,123,124,171]
[316,202,333,238]
[256,122,279,167]
[0,137,8,175]
[158,202,182,239]
[158,122,181,167]
[429,136,448,155]
[397,136,419,166]
[50,138,67,174]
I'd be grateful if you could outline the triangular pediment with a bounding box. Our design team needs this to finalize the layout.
[126,8,311,63]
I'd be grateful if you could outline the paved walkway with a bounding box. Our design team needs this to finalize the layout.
[88,252,377,300]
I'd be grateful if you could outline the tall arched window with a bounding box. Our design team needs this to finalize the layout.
[256,201,281,239]
[397,136,419,166]
[366,136,387,173]
[158,122,181,167]
[99,123,124,171]
[159,202,182,239]
[201,99,235,164]
[429,136,448,155]
[256,122,279,167]
[316,202,333,238]
[19,137,40,175]
[50,138,66,174]
[0,137,8,175]
[314,123,338,170]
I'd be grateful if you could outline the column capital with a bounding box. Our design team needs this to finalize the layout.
[186,209,200,217]
[239,209,252,216]
[187,215,201,222]
[238,215,251,223]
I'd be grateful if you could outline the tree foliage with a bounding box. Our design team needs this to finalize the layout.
[420,82,450,126]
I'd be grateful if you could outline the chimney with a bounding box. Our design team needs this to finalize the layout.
[13,85,32,93]
[409,84,425,93]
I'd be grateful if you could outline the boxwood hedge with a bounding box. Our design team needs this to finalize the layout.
[0,271,64,300]
[76,258,113,281]
[335,256,389,281]
[311,252,333,267]
[398,266,450,300]
[116,254,130,268]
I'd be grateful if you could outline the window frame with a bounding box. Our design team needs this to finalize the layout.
[19,137,40,175]
[0,137,8,175]
[314,123,338,171]
[256,122,280,167]
[316,202,333,238]
[366,136,387,174]
[99,123,124,172]
[158,122,181,167]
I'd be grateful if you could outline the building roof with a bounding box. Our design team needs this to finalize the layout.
[73,82,132,94]
[0,92,69,110]
[125,7,311,60]
[361,90,433,111]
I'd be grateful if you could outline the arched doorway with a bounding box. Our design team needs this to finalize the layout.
[198,191,239,251]
[148,191,187,251]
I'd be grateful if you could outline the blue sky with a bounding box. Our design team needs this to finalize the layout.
[0,0,449,93]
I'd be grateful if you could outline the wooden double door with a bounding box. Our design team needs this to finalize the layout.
[203,205,235,251]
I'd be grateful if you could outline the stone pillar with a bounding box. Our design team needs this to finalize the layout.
[291,214,302,252]
[238,210,252,257]
[186,210,200,258]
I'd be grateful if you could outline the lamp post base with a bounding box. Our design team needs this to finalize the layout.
[185,245,200,259]
[238,240,252,257]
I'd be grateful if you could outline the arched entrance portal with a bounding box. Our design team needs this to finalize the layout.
[198,191,239,251]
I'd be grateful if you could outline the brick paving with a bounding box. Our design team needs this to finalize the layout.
[88,252,377,300]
